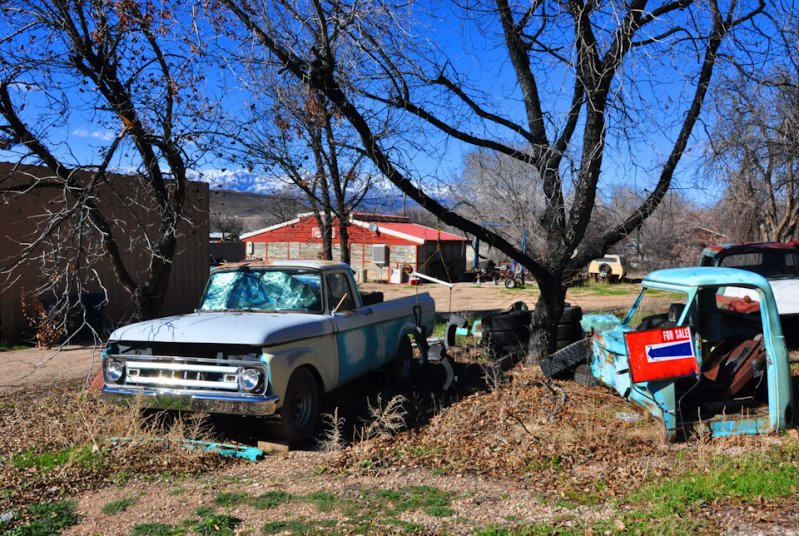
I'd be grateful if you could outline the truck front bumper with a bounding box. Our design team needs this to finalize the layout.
[102,386,280,416]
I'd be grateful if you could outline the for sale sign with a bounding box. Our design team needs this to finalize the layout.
[624,326,699,383]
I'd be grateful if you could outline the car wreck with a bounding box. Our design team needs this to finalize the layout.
[101,260,435,442]
[574,267,793,440]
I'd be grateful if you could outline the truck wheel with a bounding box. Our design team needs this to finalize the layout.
[386,335,414,386]
[573,363,599,386]
[278,367,319,443]
[504,278,517,289]
[539,338,590,378]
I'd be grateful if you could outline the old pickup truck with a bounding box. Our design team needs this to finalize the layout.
[102,260,435,442]
[580,267,793,440]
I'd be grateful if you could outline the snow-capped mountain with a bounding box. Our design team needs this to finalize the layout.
[188,168,456,212]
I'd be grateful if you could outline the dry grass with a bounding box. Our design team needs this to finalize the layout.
[333,363,797,505]
[358,394,408,441]
[0,381,231,514]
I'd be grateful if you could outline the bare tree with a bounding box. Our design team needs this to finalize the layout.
[225,62,372,263]
[459,149,547,259]
[216,0,764,357]
[0,0,207,333]
[707,8,799,243]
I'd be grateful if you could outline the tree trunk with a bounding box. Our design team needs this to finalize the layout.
[338,218,350,265]
[527,272,567,360]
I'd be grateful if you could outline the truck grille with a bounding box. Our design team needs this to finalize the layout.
[105,354,267,395]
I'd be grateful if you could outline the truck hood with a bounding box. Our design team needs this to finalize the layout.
[769,279,799,315]
[108,312,333,347]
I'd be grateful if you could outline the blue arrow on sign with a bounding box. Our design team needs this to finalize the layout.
[645,340,694,362]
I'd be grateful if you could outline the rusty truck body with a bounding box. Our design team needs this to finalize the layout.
[581,267,793,440]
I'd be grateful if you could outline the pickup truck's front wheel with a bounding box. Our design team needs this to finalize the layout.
[279,367,319,443]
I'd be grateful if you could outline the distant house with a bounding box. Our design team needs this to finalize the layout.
[241,213,468,283]
[0,163,209,344]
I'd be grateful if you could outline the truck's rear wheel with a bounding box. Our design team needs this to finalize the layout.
[278,367,319,443]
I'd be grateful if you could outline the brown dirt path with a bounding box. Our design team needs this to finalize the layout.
[0,344,102,394]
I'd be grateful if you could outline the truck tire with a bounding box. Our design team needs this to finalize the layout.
[278,367,319,443]
[539,338,590,378]
[573,363,599,386]
[599,263,612,278]
[386,335,414,386]
[504,277,517,289]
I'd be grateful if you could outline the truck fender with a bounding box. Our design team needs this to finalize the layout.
[264,346,335,408]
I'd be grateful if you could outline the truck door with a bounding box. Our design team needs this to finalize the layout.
[326,272,383,383]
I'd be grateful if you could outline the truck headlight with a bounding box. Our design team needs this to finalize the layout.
[239,368,262,392]
[105,360,125,383]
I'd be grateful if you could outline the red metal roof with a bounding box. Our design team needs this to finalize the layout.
[374,222,467,242]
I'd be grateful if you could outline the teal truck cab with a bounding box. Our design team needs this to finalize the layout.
[582,267,793,440]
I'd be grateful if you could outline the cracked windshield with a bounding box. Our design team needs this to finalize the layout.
[200,268,322,313]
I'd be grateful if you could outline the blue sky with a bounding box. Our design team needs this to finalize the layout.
[0,1,778,210]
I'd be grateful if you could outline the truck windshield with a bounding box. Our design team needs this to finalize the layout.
[199,268,323,313]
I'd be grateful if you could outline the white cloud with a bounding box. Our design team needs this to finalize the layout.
[72,128,115,141]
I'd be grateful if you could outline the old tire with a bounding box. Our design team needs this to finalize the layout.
[599,263,612,278]
[386,335,414,386]
[504,277,517,289]
[278,367,319,443]
[444,322,459,349]
[539,338,590,379]
[560,305,583,324]
[556,323,583,342]
[482,310,532,331]
[573,363,599,386]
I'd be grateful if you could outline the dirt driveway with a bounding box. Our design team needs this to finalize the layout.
[0,283,637,394]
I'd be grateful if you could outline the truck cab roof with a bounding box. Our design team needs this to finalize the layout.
[645,266,774,290]
[214,260,353,273]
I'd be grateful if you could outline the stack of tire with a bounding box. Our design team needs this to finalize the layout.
[555,303,584,350]
[539,304,597,384]
[480,307,533,364]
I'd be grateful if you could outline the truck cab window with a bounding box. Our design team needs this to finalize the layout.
[327,273,356,312]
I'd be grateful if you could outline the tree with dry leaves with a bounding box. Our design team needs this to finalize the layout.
[216,0,766,357]
[0,0,209,336]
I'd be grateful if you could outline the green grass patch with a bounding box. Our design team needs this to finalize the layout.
[130,523,185,536]
[304,491,337,513]
[101,496,137,515]
[261,519,318,534]
[0,342,33,352]
[570,281,639,297]
[189,509,241,536]
[2,500,80,535]
[252,490,292,510]
[376,485,454,517]
[630,452,799,517]
[12,445,105,472]
[213,492,251,507]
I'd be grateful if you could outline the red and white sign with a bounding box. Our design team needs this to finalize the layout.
[624,326,699,383]
[311,227,338,239]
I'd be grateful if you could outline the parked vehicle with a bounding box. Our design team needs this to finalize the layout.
[577,267,793,440]
[700,241,799,344]
[587,254,626,283]
[102,260,435,442]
